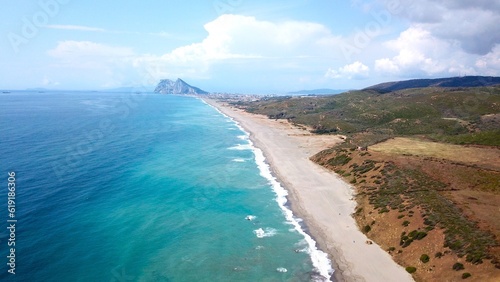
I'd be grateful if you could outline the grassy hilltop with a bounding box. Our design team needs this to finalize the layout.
[242,86,500,146]
[231,81,500,281]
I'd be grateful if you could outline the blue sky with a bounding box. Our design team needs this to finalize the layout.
[1,0,499,93]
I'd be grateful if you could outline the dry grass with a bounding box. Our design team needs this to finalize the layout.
[370,137,500,170]
[312,144,500,281]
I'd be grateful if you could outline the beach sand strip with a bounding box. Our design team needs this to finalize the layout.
[206,99,414,282]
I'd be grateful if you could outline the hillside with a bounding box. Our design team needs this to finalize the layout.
[154,78,208,94]
[229,84,500,281]
[240,86,500,147]
[364,76,500,93]
[287,88,346,95]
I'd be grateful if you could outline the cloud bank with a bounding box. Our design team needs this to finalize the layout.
[45,8,500,90]
[392,0,500,55]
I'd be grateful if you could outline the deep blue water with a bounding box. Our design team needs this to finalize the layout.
[0,92,331,281]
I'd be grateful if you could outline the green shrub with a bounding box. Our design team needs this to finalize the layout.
[363,225,371,233]
[327,154,352,166]
[462,273,471,279]
[402,220,410,227]
[379,207,389,213]
[453,262,464,271]
[405,266,417,273]
[415,231,428,240]
[466,253,483,264]
[402,239,413,248]
[435,252,443,258]
[420,254,430,263]
[423,218,435,226]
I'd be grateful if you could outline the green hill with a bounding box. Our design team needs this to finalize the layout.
[236,86,500,146]
[228,81,500,279]
[364,76,500,93]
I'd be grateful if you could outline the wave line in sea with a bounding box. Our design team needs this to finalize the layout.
[202,98,334,281]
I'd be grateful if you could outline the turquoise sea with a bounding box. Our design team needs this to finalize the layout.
[0,92,332,281]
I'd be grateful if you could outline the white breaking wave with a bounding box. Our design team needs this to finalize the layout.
[237,134,249,140]
[228,144,253,151]
[253,227,277,238]
[203,99,334,281]
[252,146,334,280]
[245,215,257,221]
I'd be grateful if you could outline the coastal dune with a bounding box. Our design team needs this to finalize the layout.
[206,99,414,282]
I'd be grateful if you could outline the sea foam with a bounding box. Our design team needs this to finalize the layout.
[276,267,288,273]
[253,227,277,238]
[245,215,257,221]
[228,144,253,151]
[204,100,334,281]
[251,140,334,280]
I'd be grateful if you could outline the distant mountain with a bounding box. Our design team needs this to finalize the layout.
[364,76,500,93]
[154,78,208,95]
[288,88,346,95]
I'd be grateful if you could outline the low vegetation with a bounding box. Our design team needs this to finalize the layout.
[239,86,500,147]
[453,263,465,271]
[363,225,371,233]
[315,146,499,265]
[406,266,417,274]
[431,130,500,146]
[230,84,500,281]
[420,254,430,263]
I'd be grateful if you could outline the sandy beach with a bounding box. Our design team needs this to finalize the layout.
[205,99,414,282]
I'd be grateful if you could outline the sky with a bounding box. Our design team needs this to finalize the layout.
[1,0,500,93]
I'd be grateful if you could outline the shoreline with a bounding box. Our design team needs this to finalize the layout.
[206,98,333,280]
[204,98,414,282]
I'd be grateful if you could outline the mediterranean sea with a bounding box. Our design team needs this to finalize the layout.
[0,91,331,281]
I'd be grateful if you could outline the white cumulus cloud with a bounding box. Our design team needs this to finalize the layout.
[386,0,500,55]
[45,15,347,89]
[374,26,478,77]
[325,61,370,79]
[43,12,500,90]
[132,14,343,80]
[475,45,500,76]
